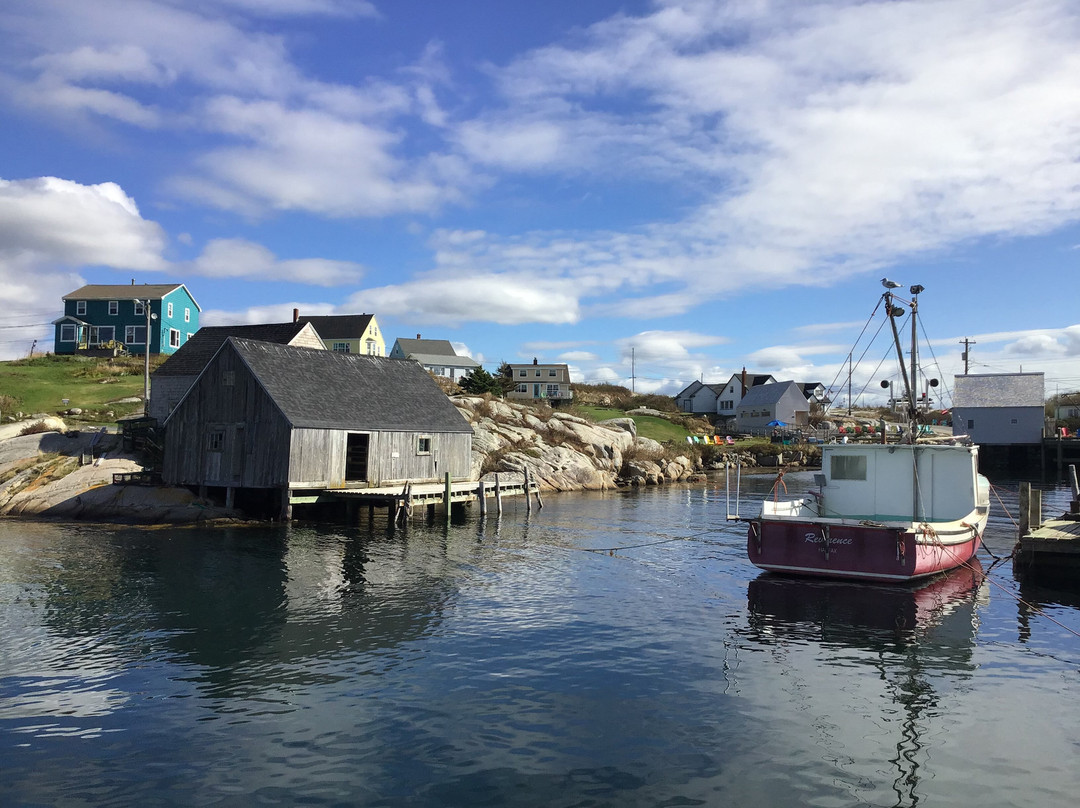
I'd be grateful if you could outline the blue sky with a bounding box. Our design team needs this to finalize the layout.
[3,0,1080,406]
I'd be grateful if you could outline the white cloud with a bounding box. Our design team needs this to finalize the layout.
[0,176,167,270]
[188,238,365,286]
[558,350,599,361]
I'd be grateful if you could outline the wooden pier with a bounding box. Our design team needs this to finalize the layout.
[285,470,544,524]
[1016,466,1080,575]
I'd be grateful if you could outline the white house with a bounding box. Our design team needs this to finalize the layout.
[389,335,481,381]
[507,359,573,402]
[735,381,810,430]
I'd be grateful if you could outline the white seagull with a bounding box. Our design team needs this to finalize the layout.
[881,278,902,289]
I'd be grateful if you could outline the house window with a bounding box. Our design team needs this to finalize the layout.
[75,300,86,316]
[831,455,867,481]
[365,339,376,354]
[207,431,225,452]
[535,370,541,377]
[134,300,145,316]
[546,384,560,398]
[516,384,527,393]
[417,436,432,455]
[518,370,527,377]
[108,301,118,315]
[91,326,114,345]
[169,328,180,348]
[332,342,351,353]
[164,302,172,318]
[184,307,190,323]
[125,325,146,344]
[60,324,76,342]
[548,369,557,377]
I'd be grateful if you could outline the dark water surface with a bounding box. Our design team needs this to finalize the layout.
[2,475,1079,807]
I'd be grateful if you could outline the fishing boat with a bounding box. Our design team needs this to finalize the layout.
[737,282,990,582]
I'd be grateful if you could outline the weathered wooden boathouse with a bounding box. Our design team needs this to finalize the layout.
[161,337,473,517]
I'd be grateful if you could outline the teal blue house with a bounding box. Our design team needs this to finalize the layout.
[53,283,201,356]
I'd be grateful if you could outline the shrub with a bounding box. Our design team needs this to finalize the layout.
[18,421,53,436]
[0,393,17,413]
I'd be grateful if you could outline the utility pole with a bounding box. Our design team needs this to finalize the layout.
[960,338,975,374]
[631,347,636,393]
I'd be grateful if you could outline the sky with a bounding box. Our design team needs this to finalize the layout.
[3,0,1080,408]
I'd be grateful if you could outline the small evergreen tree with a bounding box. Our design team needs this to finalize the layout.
[459,367,504,396]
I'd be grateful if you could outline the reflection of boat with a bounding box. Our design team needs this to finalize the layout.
[747,559,986,644]
[740,284,990,582]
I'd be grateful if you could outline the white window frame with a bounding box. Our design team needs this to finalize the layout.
[184,307,190,323]
[108,300,118,316]
[167,302,174,318]
[60,323,76,342]
[169,328,180,348]
[134,300,145,316]
[416,436,432,455]
[91,325,114,345]
[332,342,351,353]
[75,300,86,316]
[124,325,146,345]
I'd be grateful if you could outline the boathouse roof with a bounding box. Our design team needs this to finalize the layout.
[225,337,472,433]
[953,373,1045,408]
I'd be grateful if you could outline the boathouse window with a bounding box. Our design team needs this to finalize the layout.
[967,419,974,429]
[207,430,225,452]
[831,454,867,481]
[417,436,432,455]
[1011,418,1018,424]
[221,371,235,387]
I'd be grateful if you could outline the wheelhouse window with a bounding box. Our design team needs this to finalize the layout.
[169,328,180,348]
[75,300,86,316]
[831,454,867,481]
[417,436,432,455]
[60,324,76,342]
[108,300,118,315]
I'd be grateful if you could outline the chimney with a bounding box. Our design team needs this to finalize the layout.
[293,308,299,323]
[417,333,421,339]
[741,366,747,398]
[131,279,135,285]
[533,357,538,365]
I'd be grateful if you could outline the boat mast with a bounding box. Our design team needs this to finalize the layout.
[884,289,915,426]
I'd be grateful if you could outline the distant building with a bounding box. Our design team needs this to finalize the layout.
[735,381,809,430]
[675,381,726,414]
[717,371,777,417]
[54,283,200,356]
[389,335,481,381]
[506,359,573,403]
[952,372,1045,445]
[296,313,384,356]
[148,321,325,423]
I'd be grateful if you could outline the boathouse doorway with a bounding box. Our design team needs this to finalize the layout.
[345,433,370,482]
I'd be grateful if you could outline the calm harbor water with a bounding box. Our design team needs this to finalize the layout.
[2,474,1079,807]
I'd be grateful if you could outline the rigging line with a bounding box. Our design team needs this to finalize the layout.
[916,317,953,409]
[989,484,1019,529]
[849,326,900,405]
[578,526,724,554]
[824,295,886,398]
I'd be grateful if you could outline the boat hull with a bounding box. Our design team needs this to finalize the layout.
[747,518,983,582]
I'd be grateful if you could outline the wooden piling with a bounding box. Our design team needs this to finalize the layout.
[1070,464,1080,514]
[477,479,487,515]
[524,468,532,513]
[494,473,503,514]
[444,471,452,526]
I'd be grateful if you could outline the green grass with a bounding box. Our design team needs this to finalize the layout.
[574,404,694,444]
[0,354,161,422]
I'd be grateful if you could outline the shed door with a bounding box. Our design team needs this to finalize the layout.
[345,433,370,481]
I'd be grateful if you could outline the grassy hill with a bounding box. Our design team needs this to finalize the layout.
[0,354,164,423]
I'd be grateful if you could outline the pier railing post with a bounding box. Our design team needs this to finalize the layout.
[444,471,452,527]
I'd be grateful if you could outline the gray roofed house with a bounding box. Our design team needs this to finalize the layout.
[161,338,473,508]
[952,372,1045,445]
[735,380,810,430]
[389,335,481,381]
[148,321,325,423]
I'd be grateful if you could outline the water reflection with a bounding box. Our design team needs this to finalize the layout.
[743,563,986,807]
